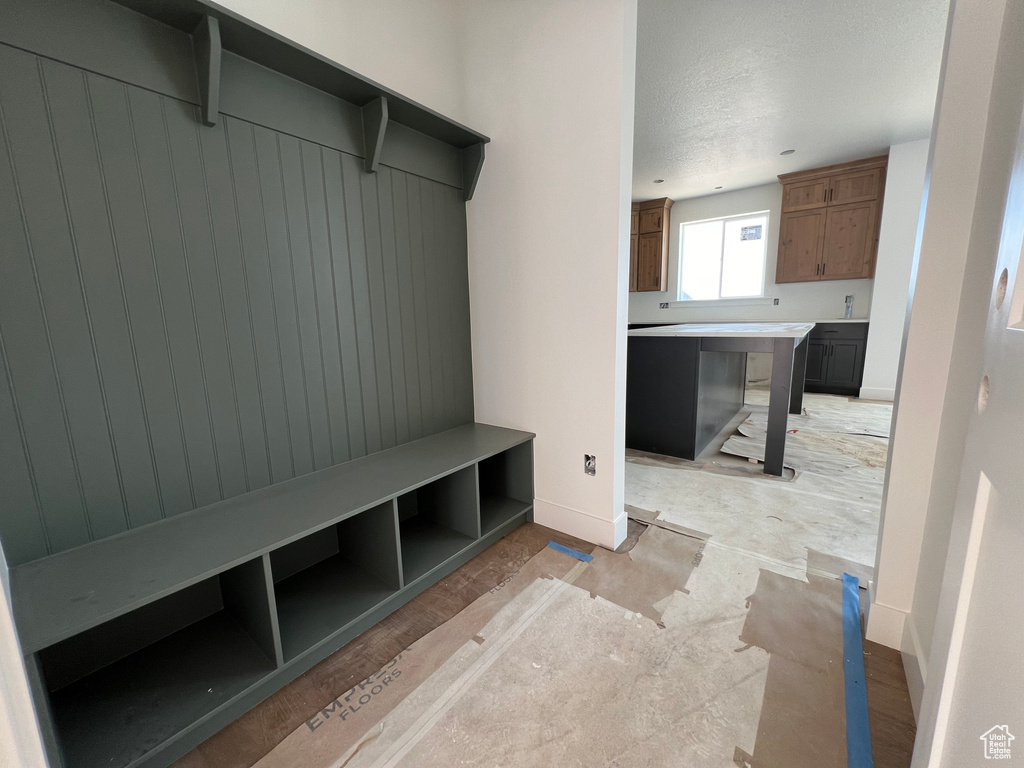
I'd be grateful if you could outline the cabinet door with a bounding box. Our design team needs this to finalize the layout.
[630,206,639,235]
[821,200,878,280]
[776,209,827,283]
[828,168,882,206]
[629,233,638,292]
[639,207,664,234]
[825,339,865,389]
[636,232,664,291]
[781,178,829,212]
[804,340,829,386]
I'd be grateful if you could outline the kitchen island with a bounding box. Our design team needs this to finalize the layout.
[626,322,815,475]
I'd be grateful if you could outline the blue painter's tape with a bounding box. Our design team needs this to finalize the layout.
[843,573,875,768]
[547,541,593,562]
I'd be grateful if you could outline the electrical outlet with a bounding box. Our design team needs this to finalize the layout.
[584,454,596,476]
[659,302,670,309]
[773,298,780,306]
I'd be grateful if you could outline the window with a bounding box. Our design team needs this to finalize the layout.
[678,211,769,301]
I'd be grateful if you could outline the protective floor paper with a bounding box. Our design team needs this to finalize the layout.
[251,545,581,768]
[258,523,851,768]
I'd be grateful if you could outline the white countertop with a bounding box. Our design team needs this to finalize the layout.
[806,318,868,324]
[628,322,816,338]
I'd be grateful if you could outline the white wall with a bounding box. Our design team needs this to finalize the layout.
[860,139,931,401]
[628,183,875,324]
[214,0,465,123]
[0,546,47,768]
[459,0,637,549]
[866,0,1002,710]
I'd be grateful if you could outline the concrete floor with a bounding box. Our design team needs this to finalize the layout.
[626,388,890,575]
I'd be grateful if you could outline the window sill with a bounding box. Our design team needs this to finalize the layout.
[665,297,777,309]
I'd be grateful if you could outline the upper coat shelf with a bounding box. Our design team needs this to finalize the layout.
[113,0,488,148]
[110,0,488,198]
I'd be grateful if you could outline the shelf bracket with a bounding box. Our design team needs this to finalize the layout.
[461,142,485,201]
[193,15,221,127]
[361,96,388,174]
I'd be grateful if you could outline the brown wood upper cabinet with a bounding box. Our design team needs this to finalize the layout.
[630,197,673,292]
[776,155,887,283]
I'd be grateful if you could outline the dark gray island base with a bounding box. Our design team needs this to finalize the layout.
[626,337,747,460]
[626,323,814,476]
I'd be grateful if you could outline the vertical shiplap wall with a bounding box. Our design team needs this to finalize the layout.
[0,44,473,566]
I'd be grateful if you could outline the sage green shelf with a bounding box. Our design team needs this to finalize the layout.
[478,441,534,535]
[400,519,476,584]
[47,612,275,768]
[398,465,479,584]
[481,497,534,536]
[274,558,398,663]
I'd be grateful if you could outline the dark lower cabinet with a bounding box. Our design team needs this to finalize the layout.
[804,323,868,396]
[805,339,829,386]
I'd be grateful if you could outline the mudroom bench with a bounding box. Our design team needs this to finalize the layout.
[11,423,534,768]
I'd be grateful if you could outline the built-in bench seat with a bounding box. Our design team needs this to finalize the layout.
[12,422,534,768]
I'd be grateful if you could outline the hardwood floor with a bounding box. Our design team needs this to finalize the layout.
[864,639,918,768]
[172,522,595,768]
[172,522,916,768]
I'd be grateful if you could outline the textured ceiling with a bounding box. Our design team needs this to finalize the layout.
[632,0,949,201]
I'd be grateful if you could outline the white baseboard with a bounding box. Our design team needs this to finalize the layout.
[533,498,627,550]
[859,386,896,401]
[865,593,907,649]
[901,618,927,723]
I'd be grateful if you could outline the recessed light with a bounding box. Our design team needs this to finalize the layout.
[780,149,796,156]
[715,186,723,190]
[653,179,665,183]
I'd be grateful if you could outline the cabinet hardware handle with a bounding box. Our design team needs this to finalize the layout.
[816,264,820,276]
[822,262,826,276]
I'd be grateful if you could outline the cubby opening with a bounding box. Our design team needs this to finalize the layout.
[270,501,401,662]
[37,558,277,768]
[398,466,479,584]
[478,442,534,535]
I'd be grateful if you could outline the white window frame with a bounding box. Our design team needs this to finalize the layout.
[676,210,770,303]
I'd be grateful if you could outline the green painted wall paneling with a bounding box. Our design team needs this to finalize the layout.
[0,42,476,565]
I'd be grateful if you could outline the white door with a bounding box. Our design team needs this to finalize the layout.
[912,1,1024,764]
